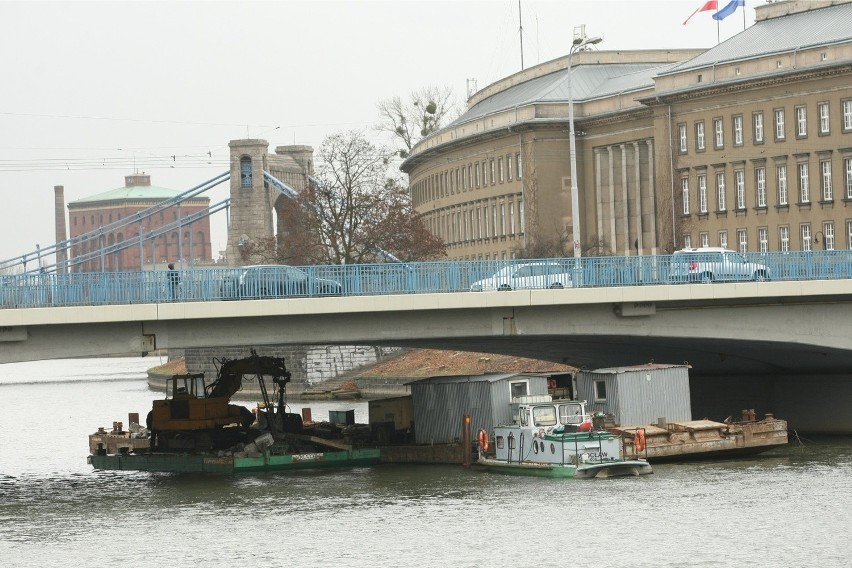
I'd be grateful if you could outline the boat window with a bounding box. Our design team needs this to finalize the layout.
[532,406,557,426]
[510,380,528,399]
[594,380,607,402]
[559,403,584,424]
[496,436,504,449]
[519,408,529,426]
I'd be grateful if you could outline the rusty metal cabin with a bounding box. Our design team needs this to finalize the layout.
[408,373,549,445]
[576,364,692,427]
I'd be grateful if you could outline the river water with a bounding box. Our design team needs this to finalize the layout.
[0,357,849,567]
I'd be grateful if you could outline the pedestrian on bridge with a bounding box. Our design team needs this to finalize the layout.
[167,263,179,300]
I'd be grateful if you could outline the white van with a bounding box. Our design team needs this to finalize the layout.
[670,247,771,283]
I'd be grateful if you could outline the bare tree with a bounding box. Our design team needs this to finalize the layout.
[279,131,446,265]
[377,86,456,158]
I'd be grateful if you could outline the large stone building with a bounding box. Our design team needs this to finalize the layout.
[65,174,212,272]
[402,0,852,259]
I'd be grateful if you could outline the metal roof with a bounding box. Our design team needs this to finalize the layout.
[406,372,518,385]
[69,184,206,205]
[585,363,691,374]
[450,62,675,127]
[664,2,852,74]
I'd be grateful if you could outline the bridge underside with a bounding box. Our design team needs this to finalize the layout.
[366,335,852,377]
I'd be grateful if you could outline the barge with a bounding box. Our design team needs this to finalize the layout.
[88,351,380,474]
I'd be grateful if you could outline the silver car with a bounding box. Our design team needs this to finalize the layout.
[669,247,771,283]
[230,265,342,298]
[470,261,573,292]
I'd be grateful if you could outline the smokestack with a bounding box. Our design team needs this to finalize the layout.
[54,185,68,273]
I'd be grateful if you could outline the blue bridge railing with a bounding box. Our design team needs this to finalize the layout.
[0,250,850,309]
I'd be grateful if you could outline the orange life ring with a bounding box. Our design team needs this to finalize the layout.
[477,429,490,452]
[634,429,646,452]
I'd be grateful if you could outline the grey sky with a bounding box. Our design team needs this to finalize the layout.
[0,0,755,264]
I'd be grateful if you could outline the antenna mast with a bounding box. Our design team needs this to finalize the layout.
[518,0,524,70]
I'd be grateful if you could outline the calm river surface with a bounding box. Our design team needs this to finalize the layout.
[0,357,850,567]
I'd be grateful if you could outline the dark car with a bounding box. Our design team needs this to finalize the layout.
[233,265,342,298]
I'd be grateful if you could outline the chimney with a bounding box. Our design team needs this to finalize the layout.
[54,185,68,273]
[125,174,151,187]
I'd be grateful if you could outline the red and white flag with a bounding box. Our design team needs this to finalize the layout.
[683,0,718,24]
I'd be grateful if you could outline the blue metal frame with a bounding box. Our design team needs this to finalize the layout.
[0,250,849,309]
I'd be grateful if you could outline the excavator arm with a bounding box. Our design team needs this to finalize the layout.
[209,350,291,400]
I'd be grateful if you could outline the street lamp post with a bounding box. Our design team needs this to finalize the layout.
[568,28,602,285]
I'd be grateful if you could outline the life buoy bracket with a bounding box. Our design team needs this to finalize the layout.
[634,429,646,452]
[477,428,490,452]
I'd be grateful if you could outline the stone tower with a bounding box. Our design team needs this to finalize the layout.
[226,139,274,266]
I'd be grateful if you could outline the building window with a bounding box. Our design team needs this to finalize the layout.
[519,199,525,234]
[482,161,487,187]
[845,157,852,199]
[774,108,785,141]
[681,177,690,214]
[507,155,513,181]
[824,221,835,250]
[758,227,768,253]
[719,230,728,249]
[777,164,788,206]
[822,159,833,202]
[843,100,852,132]
[737,229,748,253]
[799,163,810,203]
[818,102,830,135]
[735,170,745,210]
[489,159,495,185]
[468,164,473,188]
[510,380,529,400]
[795,105,807,138]
[716,172,726,211]
[683,234,692,248]
[733,115,743,146]
[679,123,688,153]
[476,206,482,239]
[475,164,480,188]
[779,226,790,252]
[801,223,812,251]
[696,121,705,151]
[700,232,709,248]
[714,118,724,149]
[847,220,852,249]
[756,167,766,207]
[498,157,504,183]
[594,380,607,402]
[239,156,253,188]
[698,174,708,213]
[492,204,498,238]
[753,112,764,143]
[500,201,506,236]
[517,153,523,179]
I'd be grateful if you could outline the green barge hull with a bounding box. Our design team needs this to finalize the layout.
[89,448,381,474]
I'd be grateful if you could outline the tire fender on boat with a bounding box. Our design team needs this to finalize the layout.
[477,428,490,452]
[634,429,646,452]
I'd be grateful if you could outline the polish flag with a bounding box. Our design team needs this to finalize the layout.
[683,0,718,25]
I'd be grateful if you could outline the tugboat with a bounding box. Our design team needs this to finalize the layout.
[477,396,652,479]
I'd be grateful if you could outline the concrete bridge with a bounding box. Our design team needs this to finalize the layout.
[2,278,851,431]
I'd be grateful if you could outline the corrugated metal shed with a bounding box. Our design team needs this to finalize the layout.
[576,364,691,427]
[408,373,549,444]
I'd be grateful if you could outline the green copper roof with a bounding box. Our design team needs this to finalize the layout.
[70,184,188,205]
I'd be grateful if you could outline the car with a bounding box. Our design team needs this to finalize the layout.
[469,261,573,292]
[669,247,771,283]
[228,265,342,298]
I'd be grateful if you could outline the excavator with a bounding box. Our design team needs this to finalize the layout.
[147,350,299,452]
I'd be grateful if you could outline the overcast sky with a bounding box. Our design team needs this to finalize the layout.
[0,0,757,264]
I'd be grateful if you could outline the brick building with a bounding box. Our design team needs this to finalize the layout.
[66,173,212,272]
